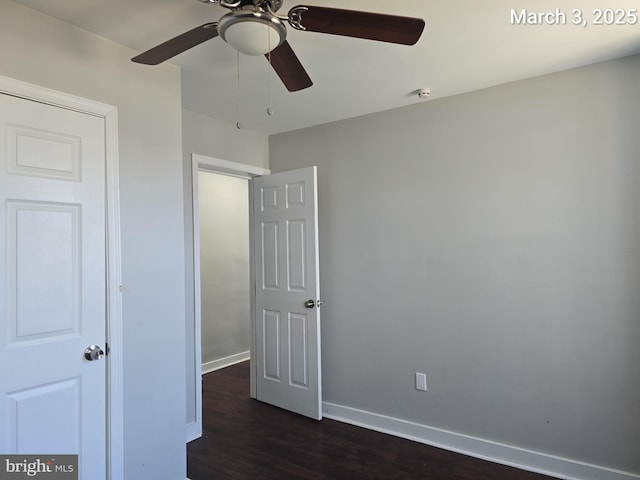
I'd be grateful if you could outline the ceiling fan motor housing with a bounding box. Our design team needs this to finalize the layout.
[209,0,284,13]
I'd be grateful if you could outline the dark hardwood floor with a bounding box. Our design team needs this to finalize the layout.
[187,362,555,480]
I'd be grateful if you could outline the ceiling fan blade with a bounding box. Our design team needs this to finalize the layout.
[266,41,313,92]
[132,23,218,65]
[290,6,425,45]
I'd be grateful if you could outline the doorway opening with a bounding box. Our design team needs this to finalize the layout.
[188,154,269,441]
[198,170,250,373]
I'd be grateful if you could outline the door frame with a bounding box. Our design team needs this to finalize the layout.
[189,153,269,441]
[0,75,124,480]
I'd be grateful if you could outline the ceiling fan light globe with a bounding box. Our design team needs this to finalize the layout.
[224,22,281,55]
[218,11,286,56]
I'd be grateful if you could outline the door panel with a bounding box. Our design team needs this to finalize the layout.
[8,202,80,341]
[289,313,308,388]
[8,378,80,453]
[287,220,307,291]
[252,166,321,420]
[263,310,281,379]
[261,222,280,289]
[6,123,81,181]
[0,93,107,478]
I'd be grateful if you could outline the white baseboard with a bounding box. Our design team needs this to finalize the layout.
[186,419,201,444]
[322,402,639,480]
[202,351,250,375]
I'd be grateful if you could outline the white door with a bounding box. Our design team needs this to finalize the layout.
[0,93,107,478]
[252,166,322,420]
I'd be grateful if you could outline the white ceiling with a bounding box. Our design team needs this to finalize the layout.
[12,0,640,134]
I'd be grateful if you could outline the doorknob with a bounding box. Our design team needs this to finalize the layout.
[304,299,326,309]
[84,345,105,361]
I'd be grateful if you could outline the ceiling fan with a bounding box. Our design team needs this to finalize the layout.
[131,0,425,92]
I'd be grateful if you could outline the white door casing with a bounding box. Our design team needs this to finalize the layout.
[0,91,111,478]
[252,166,322,420]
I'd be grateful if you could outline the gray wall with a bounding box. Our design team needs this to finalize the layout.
[182,109,268,433]
[1,3,186,479]
[270,55,640,474]
[182,109,269,170]
[198,171,251,364]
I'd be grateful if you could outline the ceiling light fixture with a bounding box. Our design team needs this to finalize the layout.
[218,9,286,56]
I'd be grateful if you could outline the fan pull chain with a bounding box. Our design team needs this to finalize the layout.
[266,27,274,117]
[266,59,274,117]
[236,50,243,130]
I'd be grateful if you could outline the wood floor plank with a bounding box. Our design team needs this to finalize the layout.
[187,361,555,480]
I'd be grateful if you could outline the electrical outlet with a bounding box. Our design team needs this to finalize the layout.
[415,372,427,391]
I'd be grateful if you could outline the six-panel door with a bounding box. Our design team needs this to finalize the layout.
[0,93,107,478]
[252,166,322,420]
